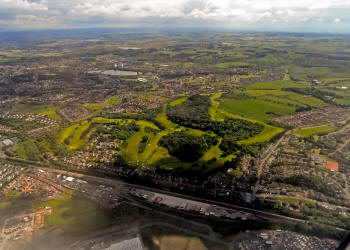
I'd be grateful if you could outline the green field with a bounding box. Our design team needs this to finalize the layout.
[0,201,11,210]
[289,66,350,81]
[91,117,132,124]
[275,196,315,206]
[123,111,205,166]
[58,120,93,150]
[219,98,295,122]
[17,139,42,161]
[42,191,113,236]
[210,93,284,144]
[294,125,336,137]
[246,89,327,108]
[246,80,308,90]
[169,97,187,106]
[13,104,61,120]
[83,96,119,116]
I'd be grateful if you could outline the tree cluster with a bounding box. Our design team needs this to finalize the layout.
[159,131,216,162]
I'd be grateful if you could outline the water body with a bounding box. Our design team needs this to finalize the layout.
[88,70,139,76]
[102,70,138,76]
[119,47,141,50]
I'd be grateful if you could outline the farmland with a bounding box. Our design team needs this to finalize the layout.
[219,98,294,122]
[246,80,308,90]
[58,120,93,150]
[2,30,350,249]
[41,191,113,236]
[294,125,336,137]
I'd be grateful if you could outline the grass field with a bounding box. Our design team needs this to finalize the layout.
[246,80,308,90]
[58,120,93,150]
[210,92,284,144]
[17,139,42,161]
[227,169,244,178]
[294,125,336,137]
[169,97,187,106]
[156,112,177,129]
[83,96,119,116]
[124,120,162,164]
[91,117,124,124]
[13,104,61,120]
[141,225,228,250]
[219,98,295,122]
[289,66,350,81]
[41,191,113,236]
[275,196,315,206]
[123,114,205,166]
[246,89,327,108]
[0,201,11,210]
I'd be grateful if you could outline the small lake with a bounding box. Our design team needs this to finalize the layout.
[88,70,139,76]
[102,70,138,76]
[119,47,141,50]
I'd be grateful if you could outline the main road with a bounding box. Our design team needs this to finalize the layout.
[5,157,346,231]
[33,166,321,227]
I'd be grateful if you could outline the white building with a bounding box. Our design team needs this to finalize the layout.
[103,237,143,250]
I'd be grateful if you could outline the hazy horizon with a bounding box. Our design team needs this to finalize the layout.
[0,0,349,33]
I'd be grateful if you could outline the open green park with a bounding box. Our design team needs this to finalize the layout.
[14,77,336,175]
[294,125,336,137]
[41,191,113,236]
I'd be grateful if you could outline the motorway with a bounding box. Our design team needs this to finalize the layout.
[3,156,347,231]
[34,166,315,226]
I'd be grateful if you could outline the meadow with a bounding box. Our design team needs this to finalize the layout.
[210,93,284,144]
[294,125,336,137]
[246,80,308,90]
[41,191,113,236]
[219,98,295,122]
[58,120,92,150]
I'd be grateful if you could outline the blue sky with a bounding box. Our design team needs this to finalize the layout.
[0,0,349,32]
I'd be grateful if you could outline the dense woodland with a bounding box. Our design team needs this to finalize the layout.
[159,132,217,162]
[167,94,264,155]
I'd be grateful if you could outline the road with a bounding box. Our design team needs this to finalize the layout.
[253,131,290,194]
[35,166,317,227]
[342,174,350,203]
[331,138,350,156]
[6,159,348,231]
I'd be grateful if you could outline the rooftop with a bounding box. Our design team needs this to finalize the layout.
[326,161,339,171]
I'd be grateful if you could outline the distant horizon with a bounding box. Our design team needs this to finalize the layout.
[0,0,349,33]
[1,26,350,36]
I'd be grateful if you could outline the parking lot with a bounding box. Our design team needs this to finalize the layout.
[130,189,251,220]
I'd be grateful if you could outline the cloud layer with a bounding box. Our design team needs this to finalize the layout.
[0,0,349,32]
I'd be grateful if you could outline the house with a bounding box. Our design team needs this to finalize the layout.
[2,139,14,147]
[103,237,143,250]
[326,161,339,172]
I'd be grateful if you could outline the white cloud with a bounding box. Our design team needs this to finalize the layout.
[0,0,350,31]
[0,0,48,11]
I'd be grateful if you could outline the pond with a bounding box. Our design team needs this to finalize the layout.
[102,70,138,76]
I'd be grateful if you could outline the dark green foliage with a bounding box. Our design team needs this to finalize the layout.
[221,91,250,100]
[295,105,312,112]
[138,135,149,154]
[107,106,165,130]
[167,94,264,155]
[203,134,219,146]
[283,174,336,197]
[144,126,159,134]
[0,118,42,132]
[167,94,211,129]
[211,118,264,140]
[294,222,345,240]
[284,87,342,105]
[159,132,213,162]
[80,123,93,139]
[94,121,140,140]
